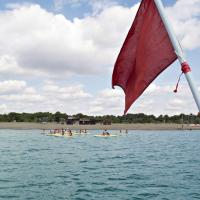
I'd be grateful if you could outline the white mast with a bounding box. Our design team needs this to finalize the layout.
[154,0,200,114]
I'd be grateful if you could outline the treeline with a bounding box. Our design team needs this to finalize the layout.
[0,112,199,124]
[0,112,66,123]
[92,113,200,124]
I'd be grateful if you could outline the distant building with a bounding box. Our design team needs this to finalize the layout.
[66,116,78,125]
[79,118,96,125]
[67,116,97,125]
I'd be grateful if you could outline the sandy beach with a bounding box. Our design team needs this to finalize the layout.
[0,122,200,130]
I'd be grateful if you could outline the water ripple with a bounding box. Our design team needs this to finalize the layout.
[0,129,200,200]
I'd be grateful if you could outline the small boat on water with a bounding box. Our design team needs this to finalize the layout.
[94,134,117,137]
[73,132,90,135]
[47,133,74,137]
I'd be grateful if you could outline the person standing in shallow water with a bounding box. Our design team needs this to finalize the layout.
[61,128,64,135]
[68,129,72,136]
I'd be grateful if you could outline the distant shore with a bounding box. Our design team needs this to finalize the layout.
[0,122,200,130]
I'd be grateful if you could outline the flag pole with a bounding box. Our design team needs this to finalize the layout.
[154,0,200,114]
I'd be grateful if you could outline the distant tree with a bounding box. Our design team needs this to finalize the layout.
[54,111,61,123]
[0,112,199,124]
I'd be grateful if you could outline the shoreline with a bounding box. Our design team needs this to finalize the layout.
[0,122,200,130]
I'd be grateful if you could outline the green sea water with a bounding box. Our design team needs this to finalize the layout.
[0,129,200,200]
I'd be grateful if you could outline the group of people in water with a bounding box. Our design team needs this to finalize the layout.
[46,128,128,136]
[49,128,87,136]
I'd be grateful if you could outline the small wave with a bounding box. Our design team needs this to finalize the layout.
[138,192,159,198]
[0,179,13,183]
[100,186,128,192]
[79,160,87,163]
[126,174,147,180]
[76,188,93,193]
[107,177,127,181]
[0,195,20,199]
[26,148,40,152]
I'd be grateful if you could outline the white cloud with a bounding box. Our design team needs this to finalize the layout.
[88,88,124,115]
[43,83,91,100]
[0,1,200,115]
[0,55,25,75]
[0,80,198,115]
[0,80,92,114]
[53,0,117,14]
[24,87,37,94]
[0,80,44,106]
[166,0,200,49]
[0,3,137,78]
[0,104,7,114]
[53,0,83,10]
[168,98,185,108]
[0,1,199,79]
[0,94,44,102]
[119,82,197,116]
[88,0,118,16]
[87,83,194,116]
[0,80,26,93]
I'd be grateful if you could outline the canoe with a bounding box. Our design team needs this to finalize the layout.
[47,133,73,137]
[94,134,117,137]
[47,133,63,137]
[73,132,90,135]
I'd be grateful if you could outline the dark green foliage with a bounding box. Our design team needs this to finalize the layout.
[0,111,200,124]
[0,112,67,123]
[0,112,199,124]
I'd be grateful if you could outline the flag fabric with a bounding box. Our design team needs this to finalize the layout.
[112,0,177,114]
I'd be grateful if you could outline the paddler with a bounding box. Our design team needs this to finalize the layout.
[102,129,110,136]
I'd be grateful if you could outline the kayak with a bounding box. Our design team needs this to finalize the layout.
[74,132,90,135]
[47,133,63,137]
[47,133,73,137]
[94,134,117,137]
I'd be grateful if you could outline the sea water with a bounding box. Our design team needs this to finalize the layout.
[0,129,200,200]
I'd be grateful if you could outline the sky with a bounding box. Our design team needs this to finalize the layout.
[0,0,200,116]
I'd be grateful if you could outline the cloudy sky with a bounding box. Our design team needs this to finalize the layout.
[0,0,200,116]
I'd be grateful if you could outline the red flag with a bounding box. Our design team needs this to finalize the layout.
[112,0,177,114]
